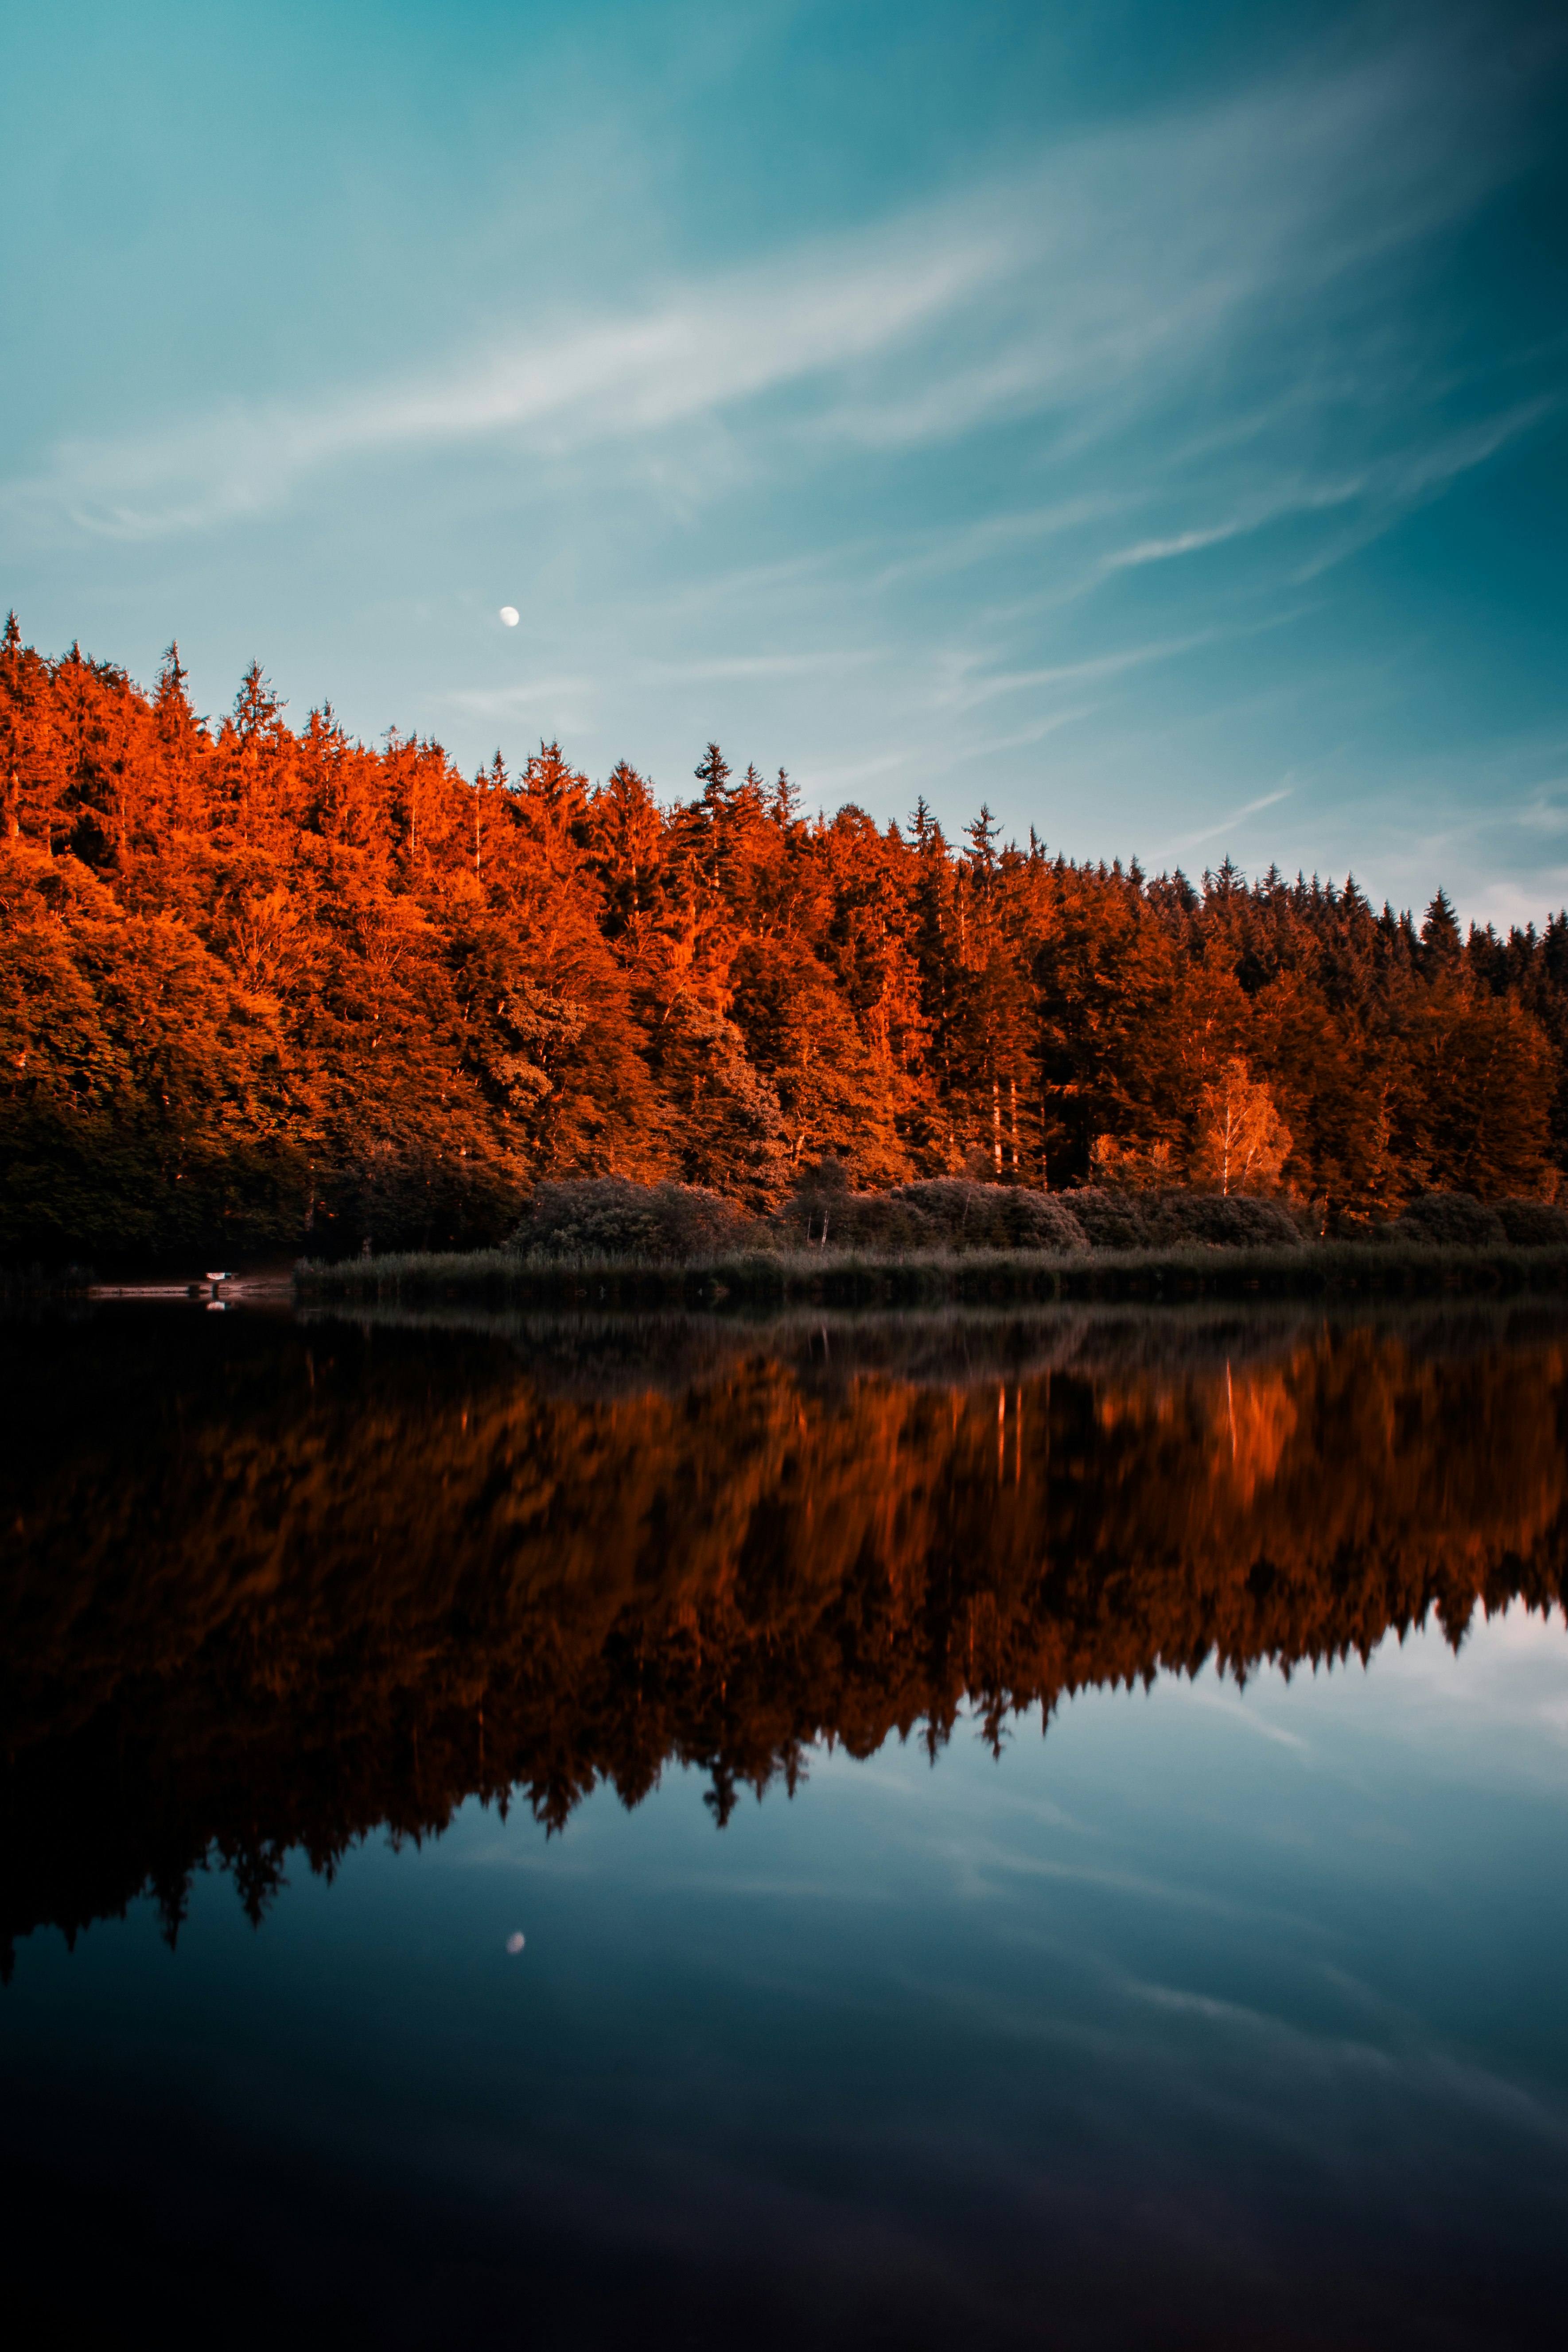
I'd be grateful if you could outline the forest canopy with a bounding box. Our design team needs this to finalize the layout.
[3,616,1564,1260]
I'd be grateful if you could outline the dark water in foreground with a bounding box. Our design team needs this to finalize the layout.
[3,1301,1567,2347]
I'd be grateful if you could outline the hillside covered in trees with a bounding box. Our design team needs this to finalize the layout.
[3,618,1564,1260]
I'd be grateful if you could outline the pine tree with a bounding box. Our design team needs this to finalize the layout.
[6,620,1568,1259]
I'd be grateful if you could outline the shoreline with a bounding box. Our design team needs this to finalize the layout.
[14,1242,1568,1312]
[290,1239,1568,1309]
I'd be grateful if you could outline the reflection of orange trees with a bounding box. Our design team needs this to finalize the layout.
[1097,1359,1299,1507]
[1214,1364,1298,1504]
[2,1311,1565,1969]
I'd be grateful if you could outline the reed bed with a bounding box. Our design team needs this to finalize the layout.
[294,1238,1568,1310]
[0,1263,97,1301]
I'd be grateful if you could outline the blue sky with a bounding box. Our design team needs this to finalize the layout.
[2,0,1564,924]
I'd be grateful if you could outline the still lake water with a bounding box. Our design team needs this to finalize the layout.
[3,1300,1567,2345]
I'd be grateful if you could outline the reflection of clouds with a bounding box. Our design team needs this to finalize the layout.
[1374,1596,1567,1673]
[1163,1600,1568,1773]
[959,1836,1277,1928]
[1134,1979,1331,2037]
[1363,1598,1568,1746]
[1183,1687,1309,1752]
[394,1590,1567,2331]
[1127,1976,1568,2151]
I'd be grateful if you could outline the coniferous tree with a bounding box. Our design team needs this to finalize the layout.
[4,618,1567,1258]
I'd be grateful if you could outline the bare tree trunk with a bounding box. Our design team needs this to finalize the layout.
[992,1079,1003,1175]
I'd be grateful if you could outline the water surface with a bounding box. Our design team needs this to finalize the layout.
[3,1302,1565,2345]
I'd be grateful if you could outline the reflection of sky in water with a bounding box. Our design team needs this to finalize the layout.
[6,1603,1565,2344]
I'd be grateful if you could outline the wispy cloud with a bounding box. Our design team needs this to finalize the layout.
[1167,787,1294,858]
[4,207,1022,540]
[1288,397,1560,582]
[1101,474,1371,571]
[871,497,1124,592]
[1105,522,1253,570]
[970,706,1098,759]
[934,631,1219,713]
[4,12,1560,930]
[635,649,881,684]
[441,677,595,721]
[1514,778,1568,834]
[1,32,1537,546]
[1102,393,1559,580]
[795,748,909,798]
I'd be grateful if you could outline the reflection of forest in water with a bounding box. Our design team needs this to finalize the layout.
[4,1301,1566,1977]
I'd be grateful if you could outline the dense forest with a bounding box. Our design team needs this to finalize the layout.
[4,1306,1563,1970]
[4,616,1565,1260]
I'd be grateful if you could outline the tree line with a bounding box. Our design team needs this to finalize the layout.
[4,616,1564,1258]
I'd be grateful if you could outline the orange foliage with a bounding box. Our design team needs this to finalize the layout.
[3,619,1564,1258]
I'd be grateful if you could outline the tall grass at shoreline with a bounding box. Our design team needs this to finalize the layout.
[294,1238,1568,1310]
